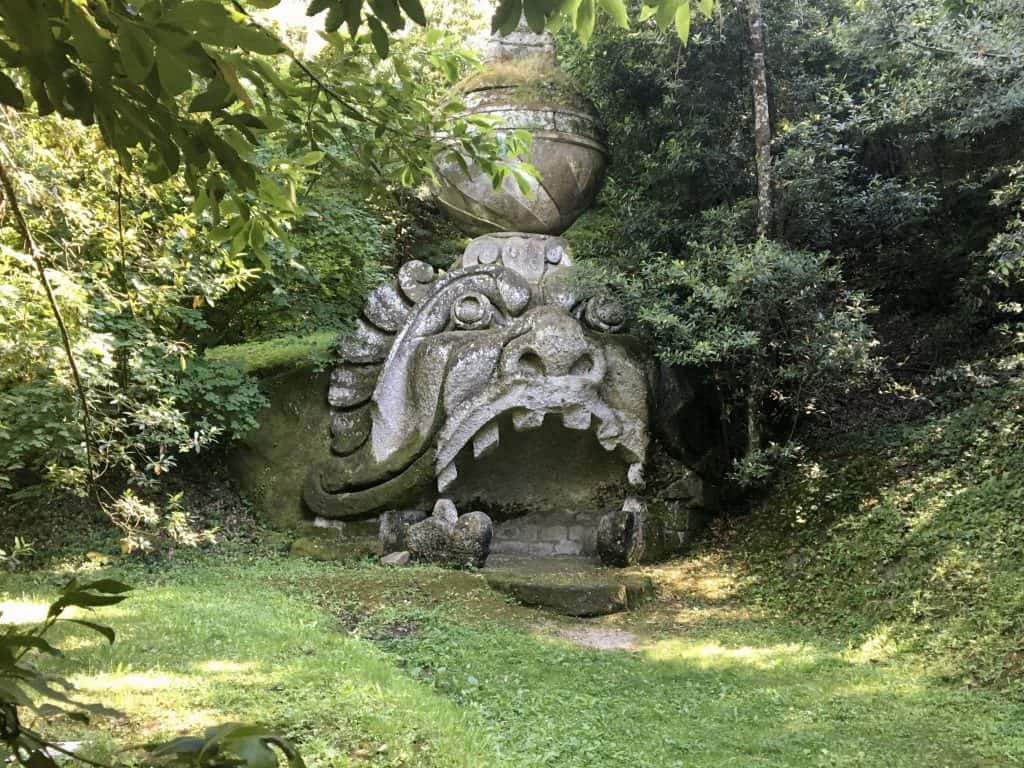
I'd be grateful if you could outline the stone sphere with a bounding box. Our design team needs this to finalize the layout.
[433,51,606,236]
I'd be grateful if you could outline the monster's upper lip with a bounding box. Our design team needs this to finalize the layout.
[433,373,644,494]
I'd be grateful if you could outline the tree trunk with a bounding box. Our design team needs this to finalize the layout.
[748,0,772,237]
[746,386,761,457]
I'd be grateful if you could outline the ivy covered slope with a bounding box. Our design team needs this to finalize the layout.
[723,371,1024,691]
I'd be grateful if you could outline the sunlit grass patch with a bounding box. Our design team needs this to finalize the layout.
[0,597,50,624]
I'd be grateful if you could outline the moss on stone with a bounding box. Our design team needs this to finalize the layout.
[205,332,338,375]
[455,55,591,112]
[227,364,334,530]
[485,572,653,616]
[289,534,382,562]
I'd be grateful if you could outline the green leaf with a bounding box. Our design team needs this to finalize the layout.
[576,0,596,43]
[638,4,657,21]
[369,0,404,31]
[61,619,116,645]
[306,0,333,15]
[341,0,364,35]
[294,150,326,165]
[24,750,59,768]
[560,0,581,30]
[698,0,713,18]
[491,0,522,35]
[0,71,25,109]
[66,3,114,79]
[523,0,546,32]
[189,79,235,112]
[156,48,192,96]
[49,592,128,615]
[117,23,154,83]
[2,634,63,657]
[367,15,389,58]
[148,737,206,758]
[598,0,629,28]
[655,0,676,30]
[229,736,279,768]
[164,2,286,54]
[674,1,690,43]
[397,0,427,26]
[74,578,132,594]
[324,6,345,33]
[0,680,33,708]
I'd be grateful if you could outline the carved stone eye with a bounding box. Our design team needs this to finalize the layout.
[583,297,627,333]
[451,292,494,330]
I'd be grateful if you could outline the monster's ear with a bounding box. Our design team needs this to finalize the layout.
[327,261,439,457]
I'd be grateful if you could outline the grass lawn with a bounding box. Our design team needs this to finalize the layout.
[2,552,1022,768]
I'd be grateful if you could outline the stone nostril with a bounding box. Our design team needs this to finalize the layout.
[517,351,545,377]
[569,353,593,376]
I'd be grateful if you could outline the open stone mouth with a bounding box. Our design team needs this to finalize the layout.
[433,373,645,494]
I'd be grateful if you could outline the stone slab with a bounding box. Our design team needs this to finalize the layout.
[289,535,382,562]
[483,555,654,617]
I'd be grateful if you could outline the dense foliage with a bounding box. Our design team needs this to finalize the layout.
[0,114,268,548]
[562,0,1024,475]
[0,0,520,547]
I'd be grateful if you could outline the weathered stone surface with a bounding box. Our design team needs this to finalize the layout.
[300,23,659,561]
[432,498,459,530]
[364,284,411,333]
[406,517,452,564]
[397,260,437,304]
[485,573,653,617]
[379,509,428,554]
[449,511,493,568]
[405,506,493,568]
[336,319,393,364]
[380,550,411,566]
[483,21,556,64]
[227,365,332,530]
[662,469,704,506]
[303,245,652,522]
[327,364,380,409]
[330,407,371,456]
[290,535,382,562]
[434,27,605,236]
[434,123,605,236]
[596,499,645,567]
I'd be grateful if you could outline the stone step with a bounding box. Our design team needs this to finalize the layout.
[289,533,382,562]
[483,555,655,617]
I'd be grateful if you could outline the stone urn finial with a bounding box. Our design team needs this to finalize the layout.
[432,23,607,236]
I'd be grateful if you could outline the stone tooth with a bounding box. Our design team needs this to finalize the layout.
[562,407,591,431]
[623,496,645,514]
[437,461,458,493]
[473,420,500,459]
[627,462,645,488]
[597,417,622,441]
[512,408,545,431]
[597,417,623,451]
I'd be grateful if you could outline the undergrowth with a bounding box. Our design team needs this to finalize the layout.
[722,371,1024,691]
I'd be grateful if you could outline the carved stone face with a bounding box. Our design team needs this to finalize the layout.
[303,234,651,520]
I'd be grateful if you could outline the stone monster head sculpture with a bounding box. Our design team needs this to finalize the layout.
[303,233,652,520]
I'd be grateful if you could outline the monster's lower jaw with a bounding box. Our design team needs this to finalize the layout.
[433,373,647,494]
[304,371,648,520]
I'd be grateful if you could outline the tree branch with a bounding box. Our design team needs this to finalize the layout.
[0,151,102,510]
